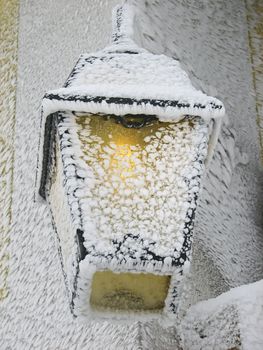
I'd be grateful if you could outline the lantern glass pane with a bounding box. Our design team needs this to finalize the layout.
[90,271,171,311]
[75,114,196,246]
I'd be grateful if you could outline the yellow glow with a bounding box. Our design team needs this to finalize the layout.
[81,114,171,146]
[90,271,171,312]
[76,115,175,186]
[110,144,135,180]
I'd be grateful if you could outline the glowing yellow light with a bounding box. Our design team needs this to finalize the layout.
[110,144,134,174]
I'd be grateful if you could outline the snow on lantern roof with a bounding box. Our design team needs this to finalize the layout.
[43,3,224,119]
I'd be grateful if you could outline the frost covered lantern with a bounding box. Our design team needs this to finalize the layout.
[35,4,224,322]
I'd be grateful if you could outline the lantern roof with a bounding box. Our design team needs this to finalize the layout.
[43,49,224,120]
[41,4,224,121]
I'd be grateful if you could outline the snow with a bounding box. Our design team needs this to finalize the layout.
[1,0,262,348]
[181,279,263,350]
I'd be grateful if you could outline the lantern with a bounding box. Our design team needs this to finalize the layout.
[36,4,224,322]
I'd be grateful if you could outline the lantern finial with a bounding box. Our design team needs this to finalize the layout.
[110,4,141,52]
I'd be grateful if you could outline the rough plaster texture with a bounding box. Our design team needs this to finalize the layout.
[1,0,262,349]
[0,0,19,301]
